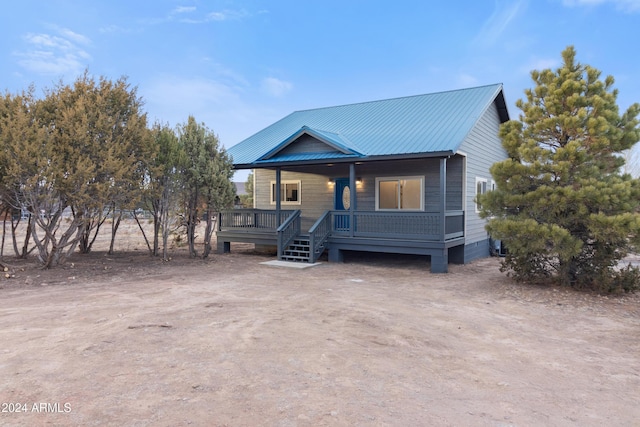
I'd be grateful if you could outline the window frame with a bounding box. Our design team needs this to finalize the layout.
[374,176,425,211]
[270,180,302,205]
[475,177,488,213]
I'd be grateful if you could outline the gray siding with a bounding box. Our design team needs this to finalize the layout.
[350,157,463,212]
[458,101,507,244]
[464,239,491,263]
[255,156,466,232]
[446,155,464,211]
[279,134,338,155]
[350,159,439,211]
[255,169,334,230]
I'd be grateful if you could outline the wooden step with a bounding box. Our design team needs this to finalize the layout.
[288,244,309,251]
[282,236,312,262]
[280,255,310,262]
[283,251,309,258]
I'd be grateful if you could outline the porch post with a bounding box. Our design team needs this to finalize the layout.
[275,167,282,226]
[440,157,447,241]
[349,163,356,237]
[431,157,449,273]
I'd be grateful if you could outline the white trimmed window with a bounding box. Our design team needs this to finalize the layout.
[270,180,301,205]
[475,177,488,212]
[375,176,424,211]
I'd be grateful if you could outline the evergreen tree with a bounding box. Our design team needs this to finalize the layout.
[43,72,149,254]
[479,46,640,292]
[240,171,254,208]
[0,89,39,259]
[1,88,82,268]
[201,138,235,258]
[0,73,150,267]
[177,116,235,258]
[143,122,183,260]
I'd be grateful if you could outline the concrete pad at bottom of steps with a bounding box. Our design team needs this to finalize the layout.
[260,260,322,269]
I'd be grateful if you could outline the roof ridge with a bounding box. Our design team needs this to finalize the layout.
[292,83,504,113]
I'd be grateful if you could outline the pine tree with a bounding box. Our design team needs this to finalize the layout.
[479,46,640,292]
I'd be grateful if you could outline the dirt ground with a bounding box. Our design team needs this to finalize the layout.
[0,221,639,426]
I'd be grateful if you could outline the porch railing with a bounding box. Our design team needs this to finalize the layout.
[308,210,332,262]
[219,209,465,246]
[444,210,465,240]
[276,210,301,260]
[330,210,464,241]
[218,209,295,231]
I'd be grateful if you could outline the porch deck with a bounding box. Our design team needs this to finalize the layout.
[215,209,295,247]
[217,209,465,272]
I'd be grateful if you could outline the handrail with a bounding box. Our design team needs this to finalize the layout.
[276,210,301,260]
[308,210,332,263]
[218,209,295,231]
[330,210,464,241]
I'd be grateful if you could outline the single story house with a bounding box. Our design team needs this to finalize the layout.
[218,83,509,272]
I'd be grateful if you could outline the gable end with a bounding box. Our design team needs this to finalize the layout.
[259,126,363,161]
[278,133,342,156]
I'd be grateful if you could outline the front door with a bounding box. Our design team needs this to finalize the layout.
[334,178,350,230]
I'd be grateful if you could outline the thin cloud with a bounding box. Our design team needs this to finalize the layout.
[99,24,133,34]
[204,60,251,88]
[562,0,640,12]
[172,6,196,15]
[473,0,527,48]
[144,6,254,25]
[261,77,293,97]
[56,27,91,45]
[207,9,248,21]
[15,27,91,75]
[175,8,249,24]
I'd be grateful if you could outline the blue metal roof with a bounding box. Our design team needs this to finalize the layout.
[228,84,507,167]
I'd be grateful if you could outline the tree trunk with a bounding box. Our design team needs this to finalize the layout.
[187,212,197,258]
[1,210,7,258]
[186,189,199,258]
[108,209,123,255]
[78,221,90,254]
[11,215,33,259]
[162,216,170,262]
[202,208,215,259]
[152,211,160,257]
[160,205,169,261]
[30,212,82,268]
[133,212,153,255]
[78,216,106,254]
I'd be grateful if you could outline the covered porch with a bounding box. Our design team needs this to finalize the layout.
[217,156,466,273]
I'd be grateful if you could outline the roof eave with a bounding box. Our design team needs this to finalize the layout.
[232,150,456,169]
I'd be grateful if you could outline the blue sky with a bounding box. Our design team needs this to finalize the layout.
[1,0,639,180]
